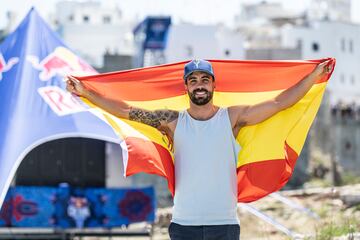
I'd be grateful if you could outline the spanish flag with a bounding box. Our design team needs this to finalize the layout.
[77,58,335,203]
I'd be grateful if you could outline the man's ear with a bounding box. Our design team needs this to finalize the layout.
[184,82,189,92]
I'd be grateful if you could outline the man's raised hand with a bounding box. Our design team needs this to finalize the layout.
[66,75,86,97]
[314,60,334,76]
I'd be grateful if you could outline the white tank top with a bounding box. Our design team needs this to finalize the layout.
[172,107,240,225]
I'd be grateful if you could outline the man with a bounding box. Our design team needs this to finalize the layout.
[66,59,332,239]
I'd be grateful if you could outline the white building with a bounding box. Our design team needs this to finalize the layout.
[232,0,359,105]
[234,0,352,49]
[55,1,135,67]
[165,23,244,63]
[55,1,245,68]
[282,21,360,104]
[307,0,351,22]
[234,1,304,49]
[236,1,302,23]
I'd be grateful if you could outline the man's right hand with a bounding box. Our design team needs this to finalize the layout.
[66,75,87,97]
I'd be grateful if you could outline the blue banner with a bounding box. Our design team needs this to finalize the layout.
[133,17,171,50]
[0,186,155,228]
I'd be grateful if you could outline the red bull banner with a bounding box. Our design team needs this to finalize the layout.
[75,58,335,202]
[0,8,119,209]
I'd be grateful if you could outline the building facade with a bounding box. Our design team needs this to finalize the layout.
[55,1,135,68]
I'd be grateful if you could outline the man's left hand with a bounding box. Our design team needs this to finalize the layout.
[314,60,333,76]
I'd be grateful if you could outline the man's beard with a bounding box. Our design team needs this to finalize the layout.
[188,88,213,106]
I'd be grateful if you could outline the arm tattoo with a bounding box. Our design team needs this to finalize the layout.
[129,108,179,128]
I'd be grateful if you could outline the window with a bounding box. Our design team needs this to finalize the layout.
[340,73,345,84]
[312,42,319,52]
[103,15,111,24]
[345,141,352,151]
[349,39,353,53]
[83,15,90,23]
[341,38,346,52]
[224,49,231,57]
[296,39,302,48]
[186,45,193,57]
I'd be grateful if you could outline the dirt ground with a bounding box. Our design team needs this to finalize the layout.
[150,184,360,240]
[238,185,360,239]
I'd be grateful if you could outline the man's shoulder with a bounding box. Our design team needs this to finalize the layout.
[227,105,248,128]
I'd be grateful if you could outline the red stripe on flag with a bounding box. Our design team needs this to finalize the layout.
[124,137,175,196]
[77,59,334,101]
[237,142,298,202]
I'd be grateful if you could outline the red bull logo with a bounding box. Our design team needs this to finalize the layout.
[0,53,19,81]
[38,86,88,116]
[24,47,98,116]
[26,47,97,81]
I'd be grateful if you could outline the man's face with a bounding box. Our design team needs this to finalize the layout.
[185,71,215,106]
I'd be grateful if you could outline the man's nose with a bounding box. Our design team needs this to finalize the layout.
[195,82,206,88]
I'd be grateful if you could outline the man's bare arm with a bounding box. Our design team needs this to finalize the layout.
[230,60,333,127]
[66,76,178,129]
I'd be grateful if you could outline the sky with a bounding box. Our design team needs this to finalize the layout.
[0,0,312,29]
[1,0,360,30]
